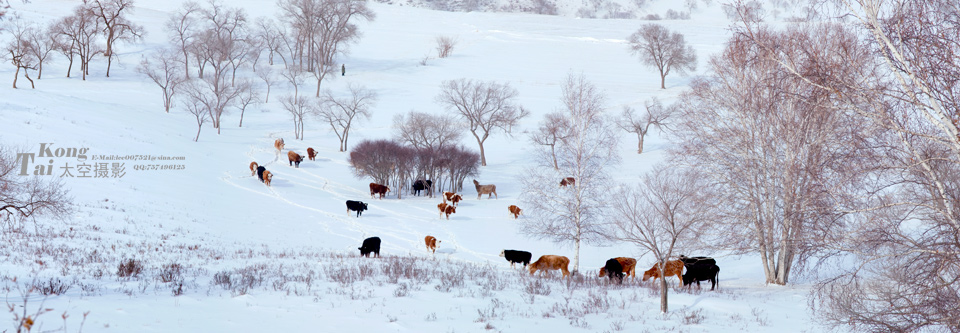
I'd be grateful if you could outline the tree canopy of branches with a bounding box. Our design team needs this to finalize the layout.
[315,84,377,152]
[626,23,696,89]
[91,0,143,77]
[436,78,529,166]
[726,0,960,330]
[0,144,72,231]
[529,112,571,170]
[519,74,620,273]
[618,97,675,154]
[53,2,102,80]
[4,16,37,89]
[672,25,872,286]
[609,166,715,313]
[277,0,375,97]
[137,47,185,113]
[392,111,462,152]
[349,139,479,197]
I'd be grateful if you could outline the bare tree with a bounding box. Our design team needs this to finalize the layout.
[626,23,697,89]
[436,79,529,166]
[277,0,375,97]
[435,35,456,58]
[726,0,960,330]
[53,3,101,80]
[181,74,245,135]
[165,1,201,79]
[672,26,869,285]
[0,144,72,231]
[91,0,144,77]
[519,74,620,273]
[26,23,55,80]
[254,64,275,103]
[137,47,185,113]
[529,112,571,170]
[609,166,716,313]
[618,97,675,154]
[236,79,259,127]
[349,139,403,186]
[4,17,37,89]
[315,84,377,151]
[281,94,309,140]
[392,111,463,151]
[179,85,210,142]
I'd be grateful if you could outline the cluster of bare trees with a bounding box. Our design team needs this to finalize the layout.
[348,139,480,198]
[3,0,142,86]
[520,74,620,273]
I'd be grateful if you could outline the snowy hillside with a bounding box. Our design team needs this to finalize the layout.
[0,0,824,332]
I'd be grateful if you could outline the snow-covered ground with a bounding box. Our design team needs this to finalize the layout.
[1,0,825,332]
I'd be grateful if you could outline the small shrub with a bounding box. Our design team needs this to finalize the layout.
[33,278,72,296]
[393,283,409,297]
[680,308,705,325]
[159,263,183,283]
[117,259,143,278]
[524,278,551,296]
[436,36,457,58]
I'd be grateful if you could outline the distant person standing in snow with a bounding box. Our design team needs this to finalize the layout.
[342,64,345,76]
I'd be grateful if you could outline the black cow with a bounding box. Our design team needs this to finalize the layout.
[499,250,532,268]
[358,236,381,258]
[678,255,716,266]
[412,179,433,196]
[682,263,720,290]
[346,200,368,217]
[605,258,624,284]
[256,166,267,182]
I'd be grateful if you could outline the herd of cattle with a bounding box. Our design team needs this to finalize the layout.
[253,139,720,290]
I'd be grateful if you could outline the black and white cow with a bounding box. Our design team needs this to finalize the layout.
[682,263,720,290]
[499,250,532,268]
[346,200,368,217]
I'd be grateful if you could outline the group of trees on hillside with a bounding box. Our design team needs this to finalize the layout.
[348,139,480,198]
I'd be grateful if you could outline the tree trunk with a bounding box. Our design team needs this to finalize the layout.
[24,70,34,89]
[106,54,112,77]
[37,63,43,80]
[659,270,669,313]
[13,66,20,88]
[194,123,203,142]
[550,144,558,170]
[573,238,580,274]
[66,55,74,78]
[638,133,645,154]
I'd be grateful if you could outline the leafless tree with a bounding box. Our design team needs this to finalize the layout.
[179,86,210,142]
[392,111,463,151]
[609,166,716,313]
[26,23,55,80]
[529,112,571,170]
[672,26,871,286]
[91,0,144,77]
[236,79,258,127]
[181,74,246,135]
[435,35,456,58]
[280,94,309,140]
[254,64,275,103]
[315,84,377,151]
[727,0,960,330]
[626,23,696,89]
[165,1,201,79]
[436,79,529,166]
[0,144,72,231]
[277,0,375,97]
[137,47,185,113]
[349,139,403,186]
[618,97,675,154]
[4,17,36,89]
[53,3,101,80]
[519,74,620,273]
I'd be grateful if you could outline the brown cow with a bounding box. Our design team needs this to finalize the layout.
[560,177,576,187]
[642,260,684,287]
[307,147,317,161]
[425,235,440,254]
[508,205,522,219]
[262,170,273,186]
[274,138,285,151]
[249,162,259,176]
[473,179,497,199]
[287,151,303,168]
[442,192,464,207]
[370,183,390,199]
[597,257,638,281]
[437,203,456,220]
[528,255,571,278]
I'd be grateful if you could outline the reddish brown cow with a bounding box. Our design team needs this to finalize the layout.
[262,170,273,186]
[560,177,576,187]
[473,179,497,199]
[288,151,304,168]
[274,138,285,151]
[306,147,317,161]
[425,236,440,253]
[598,257,638,281]
[249,162,259,176]
[370,183,390,199]
[528,255,571,278]
[442,192,464,207]
[508,205,522,219]
[437,203,456,220]
[642,260,684,287]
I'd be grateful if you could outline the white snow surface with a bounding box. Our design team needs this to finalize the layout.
[0,0,825,332]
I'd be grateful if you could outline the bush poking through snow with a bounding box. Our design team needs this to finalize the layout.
[116,259,143,278]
